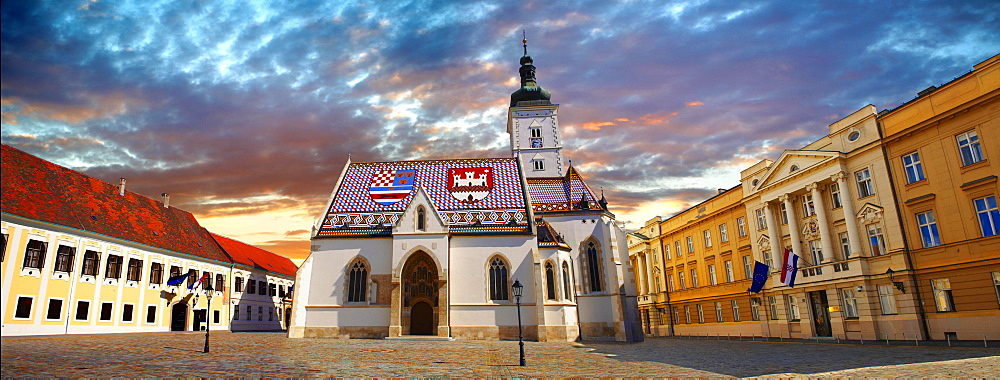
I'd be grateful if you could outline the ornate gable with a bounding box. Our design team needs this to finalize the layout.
[755,150,842,190]
[856,203,884,224]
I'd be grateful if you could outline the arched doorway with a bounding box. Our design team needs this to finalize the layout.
[401,251,439,335]
[170,303,188,331]
[410,301,434,335]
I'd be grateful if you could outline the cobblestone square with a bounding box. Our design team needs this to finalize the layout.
[2,332,998,377]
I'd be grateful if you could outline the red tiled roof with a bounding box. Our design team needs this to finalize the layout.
[210,233,297,277]
[1,144,230,263]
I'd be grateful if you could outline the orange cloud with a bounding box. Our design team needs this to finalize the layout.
[4,93,144,124]
[638,112,679,125]
[687,101,704,106]
[582,121,615,131]
[614,117,630,122]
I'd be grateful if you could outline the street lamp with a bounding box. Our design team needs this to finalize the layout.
[511,279,526,366]
[204,282,213,353]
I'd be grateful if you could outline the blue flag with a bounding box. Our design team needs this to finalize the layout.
[166,272,190,286]
[748,261,770,293]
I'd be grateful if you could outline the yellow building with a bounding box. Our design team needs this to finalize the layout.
[879,53,1000,340]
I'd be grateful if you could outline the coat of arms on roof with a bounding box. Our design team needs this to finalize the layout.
[369,169,416,205]
[448,167,493,203]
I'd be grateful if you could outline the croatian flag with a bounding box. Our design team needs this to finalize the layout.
[189,273,210,290]
[166,272,190,286]
[780,248,800,288]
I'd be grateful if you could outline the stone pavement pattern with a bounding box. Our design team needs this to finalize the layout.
[2,332,998,377]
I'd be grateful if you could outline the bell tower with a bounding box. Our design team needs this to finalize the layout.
[507,33,564,177]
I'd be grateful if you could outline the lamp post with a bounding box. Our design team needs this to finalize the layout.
[511,279,526,366]
[204,282,213,353]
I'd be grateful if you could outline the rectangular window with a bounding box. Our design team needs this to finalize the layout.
[259,282,267,295]
[269,283,277,297]
[974,196,1000,237]
[856,169,874,198]
[666,274,675,291]
[675,241,682,257]
[105,255,123,279]
[216,274,226,292]
[23,240,47,269]
[731,300,741,322]
[258,306,263,321]
[46,299,63,320]
[801,194,815,216]
[931,278,955,312]
[246,305,251,320]
[215,310,221,324]
[809,240,823,265]
[841,288,858,318]
[787,295,800,320]
[703,230,712,248]
[75,300,90,321]
[235,277,244,292]
[689,269,699,287]
[714,301,723,322]
[697,304,705,323]
[248,279,257,294]
[234,304,240,320]
[186,269,198,287]
[82,250,100,276]
[532,160,544,171]
[686,237,694,253]
[779,203,788,224]
[149,262,163,284]
[169,265,181,279]
[867,224,887,256]
[902,152,926,183]
[684,305,691,324]
[146,305,157,324]
[916,211,942,247]
[737,217,747,237]
[529,127,541,138]
[830,183,843,209]
[724,260,734,282]
[54,245,75,273]
[756,209,767,230]
[122,304,134,322]
[126,258,143,281]
[672,307,680,325]
[768,295,778,320]
[993,272,1000,306]
[956,130,984,166]
[678,272,686,289]
[750,298,761,321]
[742,256,752,279]
[663,244,671,260]
[839,232,851,259]
[15,297,33,319]
[719,224,729,243]
[708,264,718,285]
[763,249,774,271]
[99,302,113,321]
[878,284,897,315]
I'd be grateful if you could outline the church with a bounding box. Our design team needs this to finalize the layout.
[288,39,642,342]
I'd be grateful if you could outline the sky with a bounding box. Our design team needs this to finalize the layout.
[2,0,998,262]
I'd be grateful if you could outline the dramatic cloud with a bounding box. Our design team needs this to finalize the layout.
[3,0,998,260]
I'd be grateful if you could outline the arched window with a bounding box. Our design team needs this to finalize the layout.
[562,261,573,301]
[489,257,509,301]
[545,262,557,300]
[347,260,368,303]
[417,207,426,231]
[586,241,603,292]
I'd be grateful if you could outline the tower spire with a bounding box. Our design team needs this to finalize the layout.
[522,30,528,56]
[510,31,552,106]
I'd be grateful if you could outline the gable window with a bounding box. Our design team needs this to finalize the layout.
[529,127,542,138]
[126,258,143,281]
[703,230,712,248]
[23,239,47,269]
[532,159,545,171]
[105,255,124,279]
[149,262,163,284]
[830,183,843,208]
[974,196,1000,237]
[545,262,557,300]
[561,262,573,301]
[585,242,603,292]
[719,224,729,243]
[82,250,100,276]
[956,130,984,166]
[417,207,426,231]
[789,165,799,173]
[867,224,887,256]
[756,209,767,230]
[54,245,75,273]
[931,278,955,312]
[856,169,874,198]
[916,211,942,247]
[737,217,747,237]
[902,152,926,183]
[489,257,510,300]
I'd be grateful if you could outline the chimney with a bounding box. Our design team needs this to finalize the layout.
[118,178,127,196]
[161,193,170,208]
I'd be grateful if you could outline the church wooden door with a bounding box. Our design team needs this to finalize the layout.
[410,301,434,335]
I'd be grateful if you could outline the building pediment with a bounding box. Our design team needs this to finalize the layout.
[754,150,844,191]
[756,234,771,253]
[856,203,884,224]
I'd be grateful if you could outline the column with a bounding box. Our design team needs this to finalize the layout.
[781,195,804,263]
[762,200,783,270]
[644,250,656,294]
[809,182,835,263]
[835,172,864,257]
[636,255,648,294]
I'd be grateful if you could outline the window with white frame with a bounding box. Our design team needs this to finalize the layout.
[763,250,774,271]
[678,272,686,289]
[750,297,761,321]
[931,278,955,312]
[675,241,682,257]
[663,244,671,259]
[529,126,542,138]
[731,300,741,322]
[347,260,368,303]
[742,256,752,279]
[708,264,718,285]
[703,230,712,248]
[697,304,705,323]
[684,305,691,324]
[714,301,723,322]
[902,152,926,183]
[673,307,680,325]
[719,224,729,242]
[756,209,767,230]
[667,274,675,291]
[801,194,815,216]
[768,295,778,320]
[809,240,823,265]
[974,196,1000,237]
[992,272,1000,306]
[724,260,734,282]
[916,211,941,247]
[867,224,887,256]
[841,288,858,318]
[532,159,544,171]
[856,169,874,198]
[737,217,747,237]
[787,295,800,320]
[956,130,984,166]
[690,268,699,287]
[779,203,788,224]
[830,183,843,208]
[839,232,851,259]
[686,236,694,253]
[878,283,897,315]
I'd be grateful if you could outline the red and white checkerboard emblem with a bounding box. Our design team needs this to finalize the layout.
[369,169,416,205]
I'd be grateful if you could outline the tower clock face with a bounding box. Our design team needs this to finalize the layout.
[531,138,543,148]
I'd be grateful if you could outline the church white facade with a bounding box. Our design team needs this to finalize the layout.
[288,41,641,342]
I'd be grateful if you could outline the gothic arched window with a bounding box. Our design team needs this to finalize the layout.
[545,262,557,300]
[489,257,509,301]
[347,260,368,303]
[586,241,603,292]
[562,261,573,301]
[417,207,426,231]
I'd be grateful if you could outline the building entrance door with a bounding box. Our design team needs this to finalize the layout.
[809,290,832,337]
[170,303,188,331]
[410,301,434,335]
[192,309,206,331]
[400,251,439,335]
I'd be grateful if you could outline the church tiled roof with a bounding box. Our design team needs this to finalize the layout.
[1,144,230,264]
[526,167,607,214]
[535,218,571,251]
[211,233,297,277]
[316,157,533,237]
